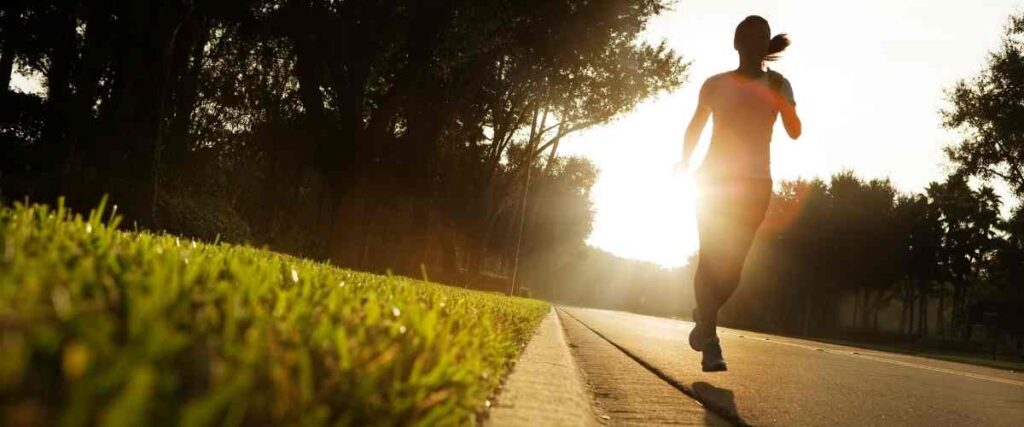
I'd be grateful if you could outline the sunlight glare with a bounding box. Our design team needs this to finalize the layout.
[561,0,1019,269]
[563,96,703,268]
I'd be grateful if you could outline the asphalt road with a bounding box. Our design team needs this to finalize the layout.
[560,307,1024,427]
[559,310,728,426]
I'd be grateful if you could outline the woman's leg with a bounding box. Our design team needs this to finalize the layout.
[692,179,772,336]
[693,210,725,333]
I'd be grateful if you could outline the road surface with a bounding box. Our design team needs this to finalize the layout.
[559,307,1024,426]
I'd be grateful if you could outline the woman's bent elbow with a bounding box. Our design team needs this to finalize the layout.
[786,124,802,140]
[786,117,802,139]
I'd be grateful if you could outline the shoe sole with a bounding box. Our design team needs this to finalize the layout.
[701,362,728,372]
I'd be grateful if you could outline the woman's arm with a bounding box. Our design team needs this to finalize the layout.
[682,81,712,169]
[776,77,801,139]
[779,99,801,139]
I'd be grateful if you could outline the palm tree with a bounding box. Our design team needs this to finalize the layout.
[926,174,1001,339]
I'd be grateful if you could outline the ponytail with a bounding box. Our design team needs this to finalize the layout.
[735,16,791,62]
[765,33,791,62]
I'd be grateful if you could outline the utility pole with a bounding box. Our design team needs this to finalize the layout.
[509,106,546,296]
[509,148,534,297]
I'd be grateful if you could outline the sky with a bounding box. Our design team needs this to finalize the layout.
[559,0,1024,268]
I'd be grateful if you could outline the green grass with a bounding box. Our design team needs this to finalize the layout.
[0,200,549,426]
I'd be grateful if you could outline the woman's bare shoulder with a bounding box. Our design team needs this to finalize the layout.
[701,72,735,94]
[767,69,789,81]
[704,71,735,85]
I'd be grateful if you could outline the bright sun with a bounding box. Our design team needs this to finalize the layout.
[562,93,710,268]
[589,168,701,268]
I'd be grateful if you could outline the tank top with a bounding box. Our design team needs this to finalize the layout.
[697,70,796,180]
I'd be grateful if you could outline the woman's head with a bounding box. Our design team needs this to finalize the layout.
[734,15,789,62]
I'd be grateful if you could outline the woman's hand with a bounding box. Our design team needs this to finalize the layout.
[674,160,690,175]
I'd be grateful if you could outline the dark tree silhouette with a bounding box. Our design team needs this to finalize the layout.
[944,13,1024,197]
[926,174,1001,339]
[0,0,686,286]
[715,170,1020,359]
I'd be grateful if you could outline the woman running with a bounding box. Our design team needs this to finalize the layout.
[681,15,802,372]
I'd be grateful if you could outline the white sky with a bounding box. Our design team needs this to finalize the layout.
[561,0,1024,268]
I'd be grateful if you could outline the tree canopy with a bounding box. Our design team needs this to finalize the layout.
[944,13,1024,197]
[0,0,686,287]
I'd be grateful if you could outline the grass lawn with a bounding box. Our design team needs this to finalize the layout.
[0,200,549,426]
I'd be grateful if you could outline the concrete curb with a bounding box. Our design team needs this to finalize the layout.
[485,307,600,427]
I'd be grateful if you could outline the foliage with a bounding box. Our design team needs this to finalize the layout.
[721,171,1017,343]
[0,200,549,425]
[982,207,1024,335]
[528,247,697,319]
[943,12,1024,197]
[515,156,598,287]
[156,189,254,245]
[0,0,685,283]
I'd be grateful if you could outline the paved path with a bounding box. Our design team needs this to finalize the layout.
[559,310,728,426]
[561,307,1024,427]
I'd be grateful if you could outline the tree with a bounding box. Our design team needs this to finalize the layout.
[725,173,922,336]
[901,194,943,337]
[780,178,834,334]
[943,13,1024,197]
[516,156,598,294]
[926,174,1001,338]
[857,179,910,332]
[0,0,685,287]
[982,208,1024,351]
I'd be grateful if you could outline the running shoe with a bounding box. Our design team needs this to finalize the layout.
[689,308,709,352]
[701,337,728,372]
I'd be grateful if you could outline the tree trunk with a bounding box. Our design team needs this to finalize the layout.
[64,3,112,202]
[873,299,880,333]
[164,15,210,170]
[852,290,860,329]
[949,282,958,340]
[438,227,458,278]
[937,291,945,337]
[0,0,25,92]
[802,294,812,337]
[860,288,871,331]
[41,0,78,202]
[990,327,998,361]
[918,287,928,337]
[97,1,191,227]
[900,298,909,336]
[510,107,546,295]
[290,0,341,236]
[956,281,972,342]
[0,49,12,92]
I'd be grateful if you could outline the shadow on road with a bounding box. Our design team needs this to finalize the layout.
[693,381,742,425]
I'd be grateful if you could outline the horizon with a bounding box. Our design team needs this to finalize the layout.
[562,0,1024,268]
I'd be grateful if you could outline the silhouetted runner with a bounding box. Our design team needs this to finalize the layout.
[680,15,802,372]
